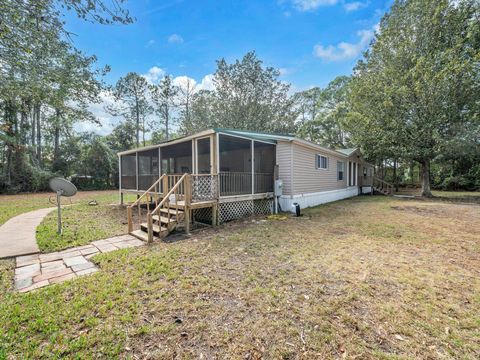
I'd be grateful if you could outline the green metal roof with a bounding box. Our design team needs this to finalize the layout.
[118,127,360,158]
[335,148,358,156]
[213,128,295,144]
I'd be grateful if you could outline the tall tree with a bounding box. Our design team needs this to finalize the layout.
[297,76,351,148]
[0,0,132,192]
[106,121,136,153]
[107,72,150,147]
[186,51,297,134]
[347,0,480,197]
[150,75,178,141]
[176,77,197,135]
[292,87,322,123]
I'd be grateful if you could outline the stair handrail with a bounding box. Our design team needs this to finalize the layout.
[127,174,166,233]
[130,174,166,208]
[146,173,188,242]
[373,177,394,194]
[150,173,188,215]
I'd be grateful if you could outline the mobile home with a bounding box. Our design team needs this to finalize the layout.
[118,129,373,241]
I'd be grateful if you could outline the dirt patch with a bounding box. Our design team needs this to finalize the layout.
[390,205,446,216]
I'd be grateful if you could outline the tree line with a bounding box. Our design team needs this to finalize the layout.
[0,0,132,191]
[1,0,478,195]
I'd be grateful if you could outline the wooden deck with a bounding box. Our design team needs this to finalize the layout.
[125,173,274,242]
[168,200,217,210]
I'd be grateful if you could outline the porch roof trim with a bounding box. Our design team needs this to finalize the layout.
[117,129,215,156]
[117,127,362,160]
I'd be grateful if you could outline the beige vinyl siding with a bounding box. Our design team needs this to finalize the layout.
[358,161,374,186]
[292,143,347,195]
[276,141,293,195]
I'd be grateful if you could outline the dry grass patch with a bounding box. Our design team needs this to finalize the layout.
[0,196,479,358]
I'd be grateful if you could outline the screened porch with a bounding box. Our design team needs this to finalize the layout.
[218,134,275,196]
[119,132,276,198]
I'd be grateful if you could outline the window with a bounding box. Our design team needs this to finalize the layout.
[337,161,344,181]
[316,154,328,169]
[363,166,367,177]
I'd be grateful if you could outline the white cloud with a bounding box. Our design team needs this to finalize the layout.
[313,27,375,61]
[142,66,165,84]
[292,0,338,11]
[343,1,368,12]
[145,39,155,48]
[78,72,216,136]
[168,34,184,44]
[173,75,197,89]
[197,74,215,91]
[172,74,215,92]
[278,68,289,76]
[74,90,120,135]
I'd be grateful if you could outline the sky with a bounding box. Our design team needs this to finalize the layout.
[64,0,392,134]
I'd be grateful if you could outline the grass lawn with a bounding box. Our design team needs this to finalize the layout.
[0,190,129,226]
[0,193,58,226]
[0,190,136,252]
[0,195,479,358]
[36,192,136,252]
[395,188,480,203]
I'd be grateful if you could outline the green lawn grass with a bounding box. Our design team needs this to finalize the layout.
[0,190,128,226]
[36,192,136,252]
[0,196,479,358]
[0,194,56,226]
[395,188,480,201]
[432,190,480,198]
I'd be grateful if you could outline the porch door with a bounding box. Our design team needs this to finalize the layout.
[195,137,211,174]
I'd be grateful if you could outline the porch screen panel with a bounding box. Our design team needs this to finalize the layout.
[137,149,159,190]
[197,138,211,174]
[161,141,192,174]
[254,141,275,193]
[219,135,252,196]
[121,154,137,190]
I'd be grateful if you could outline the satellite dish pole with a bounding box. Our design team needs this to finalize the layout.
[56,189,63,234]
[49,178,78,235]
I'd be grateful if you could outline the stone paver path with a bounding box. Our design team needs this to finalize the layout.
[14,235,144,293]
[0,207,56,258]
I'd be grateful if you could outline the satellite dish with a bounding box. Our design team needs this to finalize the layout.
[49,177,77,197]
[49,178,77,234]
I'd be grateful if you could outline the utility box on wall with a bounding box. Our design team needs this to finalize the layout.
[274,179,283,196]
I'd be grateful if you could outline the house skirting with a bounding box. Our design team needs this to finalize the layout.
[361,186,373,194]
[279,187,359,212]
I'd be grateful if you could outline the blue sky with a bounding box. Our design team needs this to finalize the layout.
[65,0,392,133]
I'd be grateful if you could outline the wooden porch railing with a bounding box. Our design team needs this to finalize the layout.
[191,174,219,201]
[127,174,166,233]
[254,172,274,193]
[219,172,252,196]
[148,173,189,242]
[127,171,275,241]
[373,177,395,195]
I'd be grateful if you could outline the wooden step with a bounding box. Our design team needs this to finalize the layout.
[152,215,179,224]
[130,229,154,242]
[374,187,389,196]
[140,222,168,235]
[159,208,184,216]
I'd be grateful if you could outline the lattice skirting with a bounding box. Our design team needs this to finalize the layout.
[193,208,213,225]
[219,199,273,224]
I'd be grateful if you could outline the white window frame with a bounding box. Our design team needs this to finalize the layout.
[337,161,344,181]
[316,154,328,170]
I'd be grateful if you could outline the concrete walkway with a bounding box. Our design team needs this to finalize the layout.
[0,207,56,259]
[14,234,145,292]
